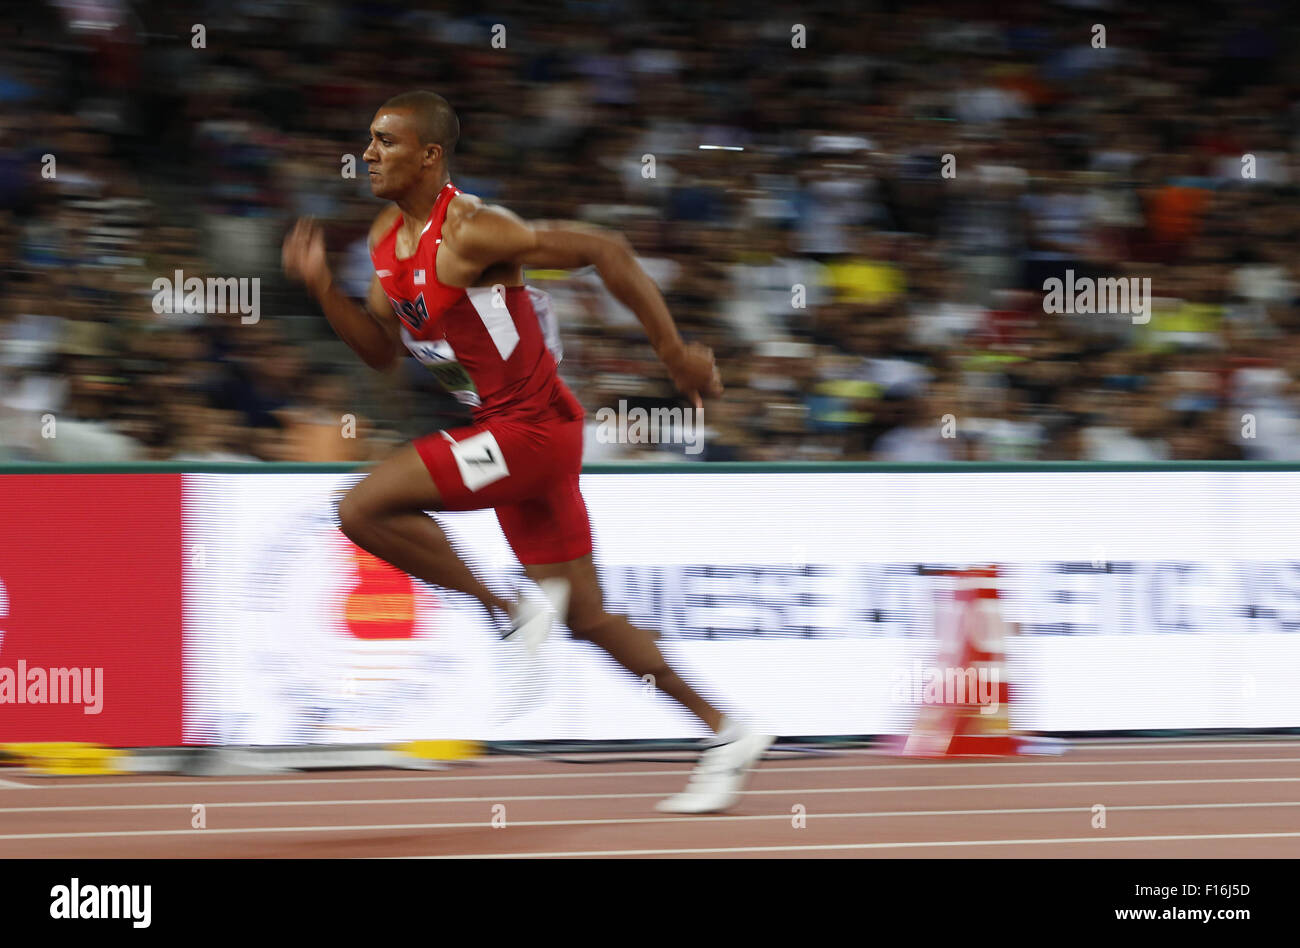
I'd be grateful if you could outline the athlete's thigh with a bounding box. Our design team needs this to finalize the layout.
[415,412,581,512]
[496,462,592,557]
[340,442,443,518]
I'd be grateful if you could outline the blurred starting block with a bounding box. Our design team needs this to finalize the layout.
[0,741,484,777]
[888,566,1067,758]
[392,740,483,766]
[0,742,126,776]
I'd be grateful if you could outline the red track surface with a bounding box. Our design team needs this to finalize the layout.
[2,739,1299,858]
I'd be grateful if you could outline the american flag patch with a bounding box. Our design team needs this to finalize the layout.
[414,269,426,285]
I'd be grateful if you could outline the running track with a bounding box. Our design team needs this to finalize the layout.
[1,739,1298,858]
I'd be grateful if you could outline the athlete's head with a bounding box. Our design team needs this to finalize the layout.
[363,91,460,200]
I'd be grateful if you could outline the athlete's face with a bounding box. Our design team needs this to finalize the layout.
[363,109,441,200]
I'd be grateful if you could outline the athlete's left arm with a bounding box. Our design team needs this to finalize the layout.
[451,205,632,272]
[451,205,722,401]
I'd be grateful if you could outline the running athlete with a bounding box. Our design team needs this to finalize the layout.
[282,90,772,812]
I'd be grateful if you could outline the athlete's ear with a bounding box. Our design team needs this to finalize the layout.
[423,143,443,167]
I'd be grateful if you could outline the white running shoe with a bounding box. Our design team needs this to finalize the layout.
[495,578,570,723]
[502,577,570,656]
[655,730,774,814]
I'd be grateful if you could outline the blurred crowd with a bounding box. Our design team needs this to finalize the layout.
[3,0,1300,463]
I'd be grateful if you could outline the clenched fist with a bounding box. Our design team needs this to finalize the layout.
[662,341,724,410]
[282,217,332,298]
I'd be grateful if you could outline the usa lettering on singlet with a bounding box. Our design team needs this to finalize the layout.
[369,182,564,416]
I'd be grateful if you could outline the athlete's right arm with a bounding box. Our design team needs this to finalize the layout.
[282,216,401,371]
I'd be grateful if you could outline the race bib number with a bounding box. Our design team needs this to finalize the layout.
[447,430,510,493]
[401,328,482,407]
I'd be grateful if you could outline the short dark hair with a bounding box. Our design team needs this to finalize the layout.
[381,90,459,157]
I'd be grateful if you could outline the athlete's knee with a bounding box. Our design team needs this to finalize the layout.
[570,611,671,672]
[567,607,621,642]
[336,490,375,545]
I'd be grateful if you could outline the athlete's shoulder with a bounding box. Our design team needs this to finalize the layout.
[442,196,530,252]
[444,189,482,219]
[367,205,402,251]
[443,191,521,233]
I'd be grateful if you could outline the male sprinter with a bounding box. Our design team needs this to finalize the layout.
[282,90,771,812]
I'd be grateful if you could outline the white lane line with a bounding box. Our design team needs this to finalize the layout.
[3,798,1299,821]
[0,778,29,788]
[7,754,1300,791]
[1063,741,1300,750]
[7,801,1300,842]
[412,831,1300,858]
[1060,738,1300,745]
[2,775,1300,812]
